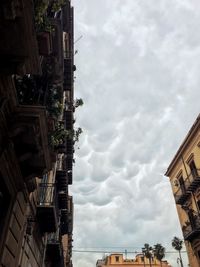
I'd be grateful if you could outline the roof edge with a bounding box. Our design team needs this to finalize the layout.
[165,113,200,177]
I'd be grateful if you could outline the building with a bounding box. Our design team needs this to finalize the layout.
[96,253,171,267]
[165,114,200,266]
[0,0,76,266]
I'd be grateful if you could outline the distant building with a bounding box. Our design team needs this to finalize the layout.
[96,253,171,267]
[165,114,200,266]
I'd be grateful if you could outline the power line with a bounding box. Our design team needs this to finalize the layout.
[72,249,187,254]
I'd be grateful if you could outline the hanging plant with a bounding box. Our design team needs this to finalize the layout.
[50,123,72,147]
[51,0,65,12]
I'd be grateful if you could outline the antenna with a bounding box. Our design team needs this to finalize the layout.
[74,35,83,44]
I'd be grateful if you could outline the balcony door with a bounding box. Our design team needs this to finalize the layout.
[189,160,198,179]
[179,176,186,194]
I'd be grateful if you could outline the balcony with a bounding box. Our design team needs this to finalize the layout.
[62,1,72,32]
[64,155,73,185]
[60,209,68,235]
[67,138,73,155]
[63,58,73,90]
[56,170,68,210]
[36,183,59,233]
[68,214,73,234]
[174,169,200,205]
[46,230,63,260]
[64,110,73,130]
[58,191,68,209]
[187,169,200,192]
[174,187,190,205]
[56,170,68,191]
[183,216,200,241]
[10,105,52,180]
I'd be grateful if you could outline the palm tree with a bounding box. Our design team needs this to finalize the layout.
[143,243,153,267]
[153,243,165,266]
[172,236,184,267]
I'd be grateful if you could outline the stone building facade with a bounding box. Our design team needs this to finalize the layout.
[166,114,200,266]
[0,1,75,266]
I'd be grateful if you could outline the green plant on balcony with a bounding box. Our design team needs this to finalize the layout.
[65,98,84,111]
[34,0,55,32]
[51,0,65,12]
[15,75,39,104]
[46,85,63,118]
[34,0,49,28]
[74,98,84,108]
[73,127,83,143]
[50,124,83,148]
[50,123,71,147]
[48,101,63,118]
[39,17,55,32]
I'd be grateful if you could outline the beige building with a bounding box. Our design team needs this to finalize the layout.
[165,114,200,266]
[96,253,171,267]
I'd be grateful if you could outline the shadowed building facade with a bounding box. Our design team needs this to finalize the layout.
[0,0,75,266]
[166,114,200,266]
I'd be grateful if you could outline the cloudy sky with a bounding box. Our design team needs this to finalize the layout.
[70,0,200,266]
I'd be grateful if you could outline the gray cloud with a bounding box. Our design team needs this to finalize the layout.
[71,0,200,266]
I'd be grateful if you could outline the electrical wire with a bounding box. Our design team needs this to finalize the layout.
[72,249,187,254]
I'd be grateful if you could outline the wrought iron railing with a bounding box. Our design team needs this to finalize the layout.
[183,215,200,240]
[174,169,200,202]
[38,183,57,206]
[187,168,200,183]
[47,228,61,244]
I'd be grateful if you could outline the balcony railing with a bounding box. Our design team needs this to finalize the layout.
[56,170,68,191]
[46,229,63,261]
[64,110,73,130]
[174,186,190,205]
[38,183,56,205]
[183,216,200,241]
[187,169,200,192]
[60,209,68,235]
[47,230,61,245]
[36,183,59,232]
[174,169,200,205]
[58,191,68,210]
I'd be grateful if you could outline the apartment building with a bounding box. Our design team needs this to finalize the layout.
[0,0,75,266]
[96,253,171,267]
[166,114,200,266]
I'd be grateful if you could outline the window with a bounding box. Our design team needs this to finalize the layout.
[178,176,186,193]
[189,160,198,178]
[115,256,119,262]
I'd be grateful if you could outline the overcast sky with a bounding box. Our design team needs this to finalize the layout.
[70,1,200,266]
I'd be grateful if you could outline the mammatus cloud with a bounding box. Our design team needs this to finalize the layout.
[71,0,200,266]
